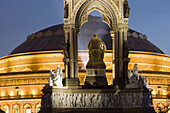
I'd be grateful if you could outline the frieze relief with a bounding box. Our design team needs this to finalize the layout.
[0,78,48,86]
[148,78,169,85]
[52,92,152,108]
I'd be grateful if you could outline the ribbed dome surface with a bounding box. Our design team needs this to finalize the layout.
[10,16,164,55]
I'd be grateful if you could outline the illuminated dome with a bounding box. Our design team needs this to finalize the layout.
[11,16,164,55]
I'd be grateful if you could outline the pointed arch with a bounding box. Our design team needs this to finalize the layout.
[24,103,32,113]
[73,0,120,29]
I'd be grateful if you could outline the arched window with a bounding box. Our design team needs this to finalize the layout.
[25,106,31,113]
[4,105,9,113]
[14,106,19,113]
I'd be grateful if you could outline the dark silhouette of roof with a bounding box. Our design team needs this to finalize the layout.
[10,16,164,55]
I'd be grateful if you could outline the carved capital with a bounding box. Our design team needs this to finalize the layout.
[64,24,76,33]
[113,24,129,32]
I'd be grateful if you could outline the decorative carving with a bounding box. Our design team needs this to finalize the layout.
[52,92,152,108]
[74,0,119,28]
[0,78,49,87]
[148,78,169,85]
[124,0,130,18]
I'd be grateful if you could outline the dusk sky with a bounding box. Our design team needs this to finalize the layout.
[0,0,170,57]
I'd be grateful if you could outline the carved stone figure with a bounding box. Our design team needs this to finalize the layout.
[124,0,130,18]
[53,64,63,87]
[48,65,63,87]
[64,0,69,18]
[128,70,133,78]
[128,73,139,87]
[86,34,106,69]
[139,73,149,88]
[133,64,138,76]
[49,69,55,86]
[127,64,149,88]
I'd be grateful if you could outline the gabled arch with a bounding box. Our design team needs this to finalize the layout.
[74,0,119,29]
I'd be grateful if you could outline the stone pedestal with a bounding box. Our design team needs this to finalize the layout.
[85,69,108,87]
[63,78,80,88]
[39,86,155,113]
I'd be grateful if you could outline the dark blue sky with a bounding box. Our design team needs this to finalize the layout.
[0,0,170,57]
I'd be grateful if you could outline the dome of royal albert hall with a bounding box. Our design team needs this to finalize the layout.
[10,15,164,55]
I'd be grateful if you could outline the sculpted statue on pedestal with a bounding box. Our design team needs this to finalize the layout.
[49,65,63,87]
[86,34,106,69]
[133,64,138,76]
[127,64,149,88]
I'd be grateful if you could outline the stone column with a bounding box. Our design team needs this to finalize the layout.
[32,103,36,113]
[113,24,129,89]
[63,24,79,87]
[63,26,70,79]
[118,26,124,82]
[9,104,12,113]
[123,27,129,85]
[73,28,79,78]
[113,26,119,88]
[110,30,115,80]
[69,25,75,78]
[20,103,23,113]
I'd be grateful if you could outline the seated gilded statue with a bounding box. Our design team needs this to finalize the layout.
[86,34,106,69]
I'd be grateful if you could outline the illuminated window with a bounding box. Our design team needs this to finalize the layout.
[25,107,31,113]
[14,106,19,113]
[157,86,162,96]
[4,105,9,113]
